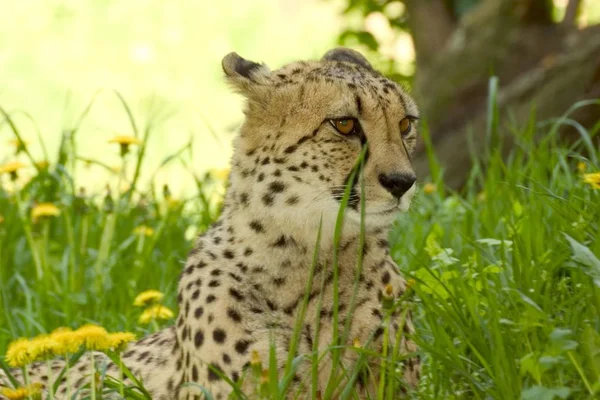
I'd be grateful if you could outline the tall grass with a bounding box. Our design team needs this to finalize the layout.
[0,93,222,352]
[0,91,599,399]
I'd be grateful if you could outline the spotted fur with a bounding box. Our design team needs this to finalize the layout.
[1,48,420,399]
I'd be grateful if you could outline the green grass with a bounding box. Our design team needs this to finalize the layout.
[0,94,599,399]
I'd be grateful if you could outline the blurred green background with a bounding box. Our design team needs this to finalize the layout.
[1,0,344,195]
[2,0,600,193]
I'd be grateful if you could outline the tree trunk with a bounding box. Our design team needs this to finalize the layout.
[409,0,600,188]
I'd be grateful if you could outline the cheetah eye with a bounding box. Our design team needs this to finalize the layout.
[330,118,356,135]
[399,117,412,136]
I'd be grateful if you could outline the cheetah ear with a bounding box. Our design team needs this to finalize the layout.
[222,52,271,95]
[322,48,373,70]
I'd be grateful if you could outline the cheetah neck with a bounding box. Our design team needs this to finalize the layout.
[204,204,391,277]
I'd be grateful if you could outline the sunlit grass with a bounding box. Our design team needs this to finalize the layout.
[0,92,599,398]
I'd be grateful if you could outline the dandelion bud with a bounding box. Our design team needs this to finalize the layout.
[382,284,395,310]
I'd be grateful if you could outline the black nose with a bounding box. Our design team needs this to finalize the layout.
[378,173,416,199]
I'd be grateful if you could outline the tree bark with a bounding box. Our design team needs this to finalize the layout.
[561,0,581,28]
[404,0,455,69]
[411,27,600,189]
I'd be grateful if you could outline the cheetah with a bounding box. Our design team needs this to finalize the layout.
[1,48,420,399]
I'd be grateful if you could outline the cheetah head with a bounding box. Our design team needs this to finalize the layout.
[223,48,419,237]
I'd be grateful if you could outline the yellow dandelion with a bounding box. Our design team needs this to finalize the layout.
[577,162,586,173]
[133,290,164,307]
[352,338,361,348]
[250,350,261,366]
[5,338,35,368]
[138,305,174,324]
[107,332,136,352]
[260,369,269,384]
[133,225,154,237]
[8,139,29,147]
[74,324,111,351]
[35,160,50,171]
[8,139,29,155]
[108,136,142,146]
[28,334,60,361]
[384,284,394,298]
[423,182,437,194]
[382,283,395,310]
[210,168,230,182]
[31,203,60,223]
[49,327,82,355]
[0,215,4,224]
[0,161,26,180]
[168,198,182,209]
[583,172,600,189]
[0,383,43,400]
[108,135,142,156]
[406,278,416,290]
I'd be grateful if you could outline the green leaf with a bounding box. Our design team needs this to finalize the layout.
[338,30,379,51]
[549,328,579,353]
[519,353,542,381]
[564,234,600,287]
[476,238,513,248]
[520,386,571,400]
[414,268,450,299]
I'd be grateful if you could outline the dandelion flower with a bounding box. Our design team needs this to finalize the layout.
[107,332,136,352]
[250,350,261,366]
[5,338,35,368]
[0,161,25,174]
[577,162,586,173]
[74,325,111,351]
[383,284,394,298]
[406,278,416,290]
[352,338,361,348]
[49,329,79,355]
[108,136,142,146]
[260,369,269,384]
[210,168,230,182]
[28,334,60,361]
[133,225,154,237]
[31,203,60,223]
[382,283,395,310]
[167,198,182,209]
[133,290,164,307]
[8,139,29,156]
[0,215,4,224]
[423,182,436,194]
[50,328,82,355]
[35,160,50,171]
[0,383,43,400]
[583,172,600,189]
[8,138,29,150]
[108,135,142,156]
[0,161,25,181]
[138,304,174,324]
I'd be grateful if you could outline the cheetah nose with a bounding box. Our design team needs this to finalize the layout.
[378,172,416,199]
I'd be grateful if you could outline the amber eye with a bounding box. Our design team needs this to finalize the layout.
[330,118,356,135]
[399,117,412,136]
